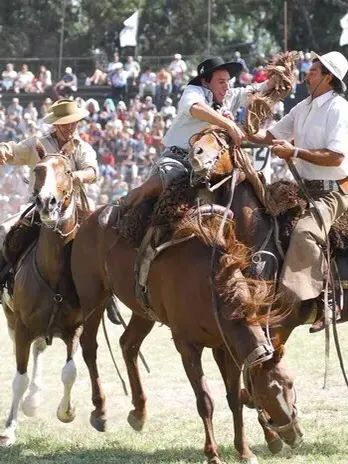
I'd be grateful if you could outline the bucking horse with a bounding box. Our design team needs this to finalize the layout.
[71,136,303,463]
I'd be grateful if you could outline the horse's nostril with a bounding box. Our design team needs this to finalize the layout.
[195,147,204,155]
[49,197,57,206]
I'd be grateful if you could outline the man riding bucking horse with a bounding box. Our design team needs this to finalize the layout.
[0,98,119,323]
[120,56,282,208]
[250,51,348,333]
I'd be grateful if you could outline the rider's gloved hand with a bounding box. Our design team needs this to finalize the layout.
[0,146,12,165]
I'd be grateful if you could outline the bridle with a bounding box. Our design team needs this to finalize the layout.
[189,127,234,190]
[32,153,78,239]
[243,363,299,434]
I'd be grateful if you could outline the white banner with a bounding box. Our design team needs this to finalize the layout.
[119,10,139,48]
[340,13,348,46]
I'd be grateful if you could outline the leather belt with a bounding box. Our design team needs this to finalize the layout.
[303,179,339,194]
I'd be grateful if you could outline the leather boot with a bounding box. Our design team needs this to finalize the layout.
[309,293,341,333]
[123,174,163,208]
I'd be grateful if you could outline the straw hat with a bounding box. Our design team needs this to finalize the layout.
[42,99,89,125]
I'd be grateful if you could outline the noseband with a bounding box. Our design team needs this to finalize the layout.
[33,153,78,239]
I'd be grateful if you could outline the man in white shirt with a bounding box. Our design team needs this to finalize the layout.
[249,51,348,332]
[123,56,277,207]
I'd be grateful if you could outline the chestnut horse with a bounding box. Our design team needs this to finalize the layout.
[0,145,83,446]
[71,149,302,463]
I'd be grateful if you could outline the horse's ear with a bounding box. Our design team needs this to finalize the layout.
[35,139,46,159]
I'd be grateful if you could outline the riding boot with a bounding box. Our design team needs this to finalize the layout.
[309,292,341,333]
[98,174,163,229]
[105,295,122,325]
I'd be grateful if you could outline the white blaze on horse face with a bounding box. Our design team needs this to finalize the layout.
[39,159,59,201]
[269,379,291,417]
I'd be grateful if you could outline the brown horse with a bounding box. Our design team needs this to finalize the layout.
[0,145,83,446]
[71,148,303,463]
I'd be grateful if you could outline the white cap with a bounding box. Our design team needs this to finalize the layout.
[312,51,348,92]
[174,53,182,60]
[65,67,72,74]
[114,62,123,69]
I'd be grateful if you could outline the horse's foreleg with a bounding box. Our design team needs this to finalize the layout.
[175,339,221,464]
[0,319,31,446]
[119,313,155,431]
[80,307,107,432]
[57,327,82,423]
[22,337,47,417]
[212,348,258,464]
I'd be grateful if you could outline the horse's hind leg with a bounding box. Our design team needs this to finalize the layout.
[0,319,31,447]
[174,339,221,464]
[212,348,259,464]
[119,313,155,431]
[57,328,82,423]
[80,305,107,432]
[22,338,47,417]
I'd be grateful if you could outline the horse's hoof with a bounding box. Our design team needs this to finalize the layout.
[0,434,15,447]
[90,411,107,432]
[127,410,146,432]
[57,405,76,423]
[268,436,283,454]
[240,455,258,464]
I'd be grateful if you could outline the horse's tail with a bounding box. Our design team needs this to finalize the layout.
[174,215,286,326]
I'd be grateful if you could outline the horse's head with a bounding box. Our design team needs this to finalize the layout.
[244,346,303,449]
[188,126,233,183]
[32,142,75,228]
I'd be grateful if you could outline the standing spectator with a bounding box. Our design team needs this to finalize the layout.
[13,64,35,93]
[168,54,187,94]
[54,67,78,98]
[138,67,157,98]
[7,98,23,118]
[298,52,312,81]
[1,63,17,91]
[155,67,172,109]
[109,63,128,104]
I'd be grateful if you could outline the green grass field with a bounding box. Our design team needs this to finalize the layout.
[0,305,347,464]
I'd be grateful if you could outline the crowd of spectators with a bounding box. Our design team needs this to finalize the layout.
[0,49,313,221]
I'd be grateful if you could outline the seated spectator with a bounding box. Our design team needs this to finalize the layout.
[168,54,187,93]
[40,97,53,118]
[24,101,38,122]
[1,63,17,91]
[36,65,52,92]
[160,97,177,128]
[107,53,121,74]
[155,67,172,108]
[13,64,35,93]
[86,68,108,86]
[139,67,157,98]
[54,67,78,98]
[109,63,128,104]
[124,55,140,84]
[7,98,23,118]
